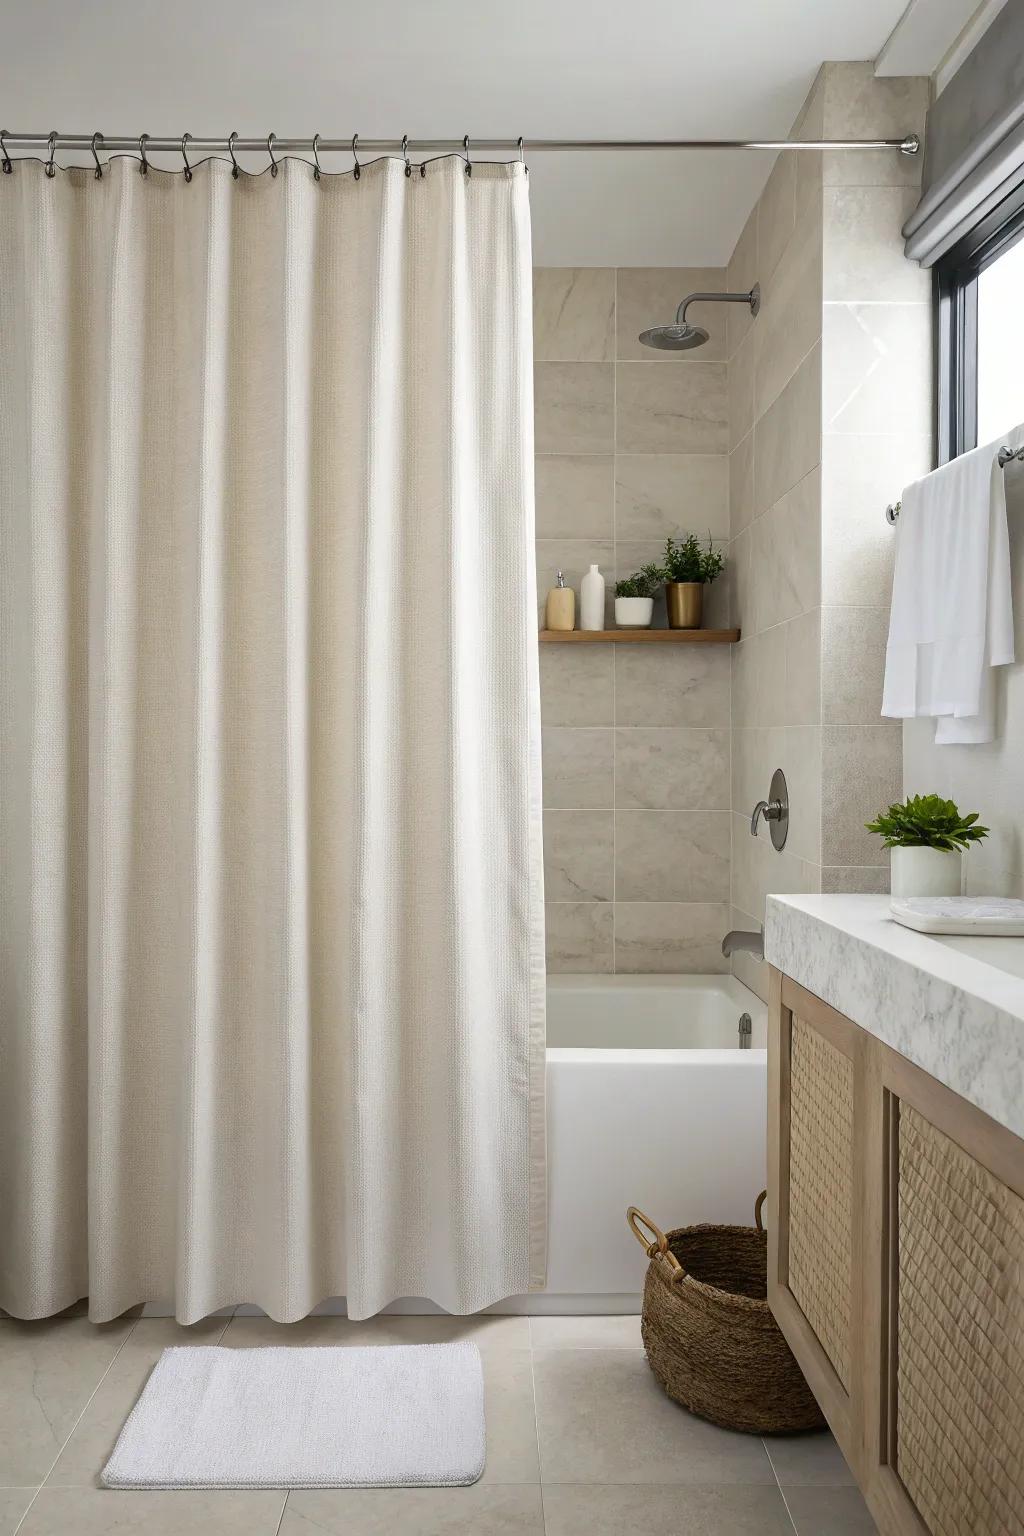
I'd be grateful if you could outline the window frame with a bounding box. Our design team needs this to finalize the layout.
[935,185,1024,464]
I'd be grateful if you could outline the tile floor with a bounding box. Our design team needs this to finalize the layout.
[0,1309,878,1534]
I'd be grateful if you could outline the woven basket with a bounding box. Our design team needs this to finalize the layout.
[627,1197,826,1435]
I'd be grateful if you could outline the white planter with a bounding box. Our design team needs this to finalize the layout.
[890,846,962,899]
[614,596,654,629]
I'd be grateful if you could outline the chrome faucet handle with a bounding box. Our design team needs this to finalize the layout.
[749,768,789,850]
[750,799,782,836]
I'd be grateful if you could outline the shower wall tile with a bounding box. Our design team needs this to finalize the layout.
[545,902,614,973]
[754,206,822,419]
[614,645,731,728]
[728,328,756,450]
[757,152,797,283]
[541,728,614,809]
[753,343,821,516]
[729,431,755,536]
[614,454,729,541]
[536,539,615,627]
[727,205,759,356]
[614,902,730,973]
[615,362,728,454]
[822,187,929,303]
[820,604,890,727]
[534,362,614,453]
[543,810,614,903]
[821,725,902,866]
[784,608,821,728]
[539,645,614,727]
[533,267,615,361]
[821,303,931,438]
[615,810,731,903]
[821,64,930,188]
[615,267,727,362]
[614,728,730,811]
[820,432,930,606]
[535,455,614,540]
[749,467,821,631]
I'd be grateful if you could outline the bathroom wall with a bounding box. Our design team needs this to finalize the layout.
[534,268,732,972]
[727,63,932,998]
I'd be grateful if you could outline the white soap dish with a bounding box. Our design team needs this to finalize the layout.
[890,897,1024,936]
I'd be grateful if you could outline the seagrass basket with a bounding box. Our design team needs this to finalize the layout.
[627,1195,825,1435]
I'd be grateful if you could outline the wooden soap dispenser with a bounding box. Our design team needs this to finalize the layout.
[545,570,576,631]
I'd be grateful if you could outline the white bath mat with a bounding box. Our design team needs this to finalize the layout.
[101,1343,486,1489]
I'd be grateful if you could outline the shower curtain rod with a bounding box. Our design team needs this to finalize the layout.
[0,131,921,158]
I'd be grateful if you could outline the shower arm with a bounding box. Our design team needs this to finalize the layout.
[675,287,760,325]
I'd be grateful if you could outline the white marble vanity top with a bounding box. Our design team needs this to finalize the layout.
[765,893,1024,1139]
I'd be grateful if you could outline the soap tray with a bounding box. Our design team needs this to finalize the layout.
[890,896,1024,936]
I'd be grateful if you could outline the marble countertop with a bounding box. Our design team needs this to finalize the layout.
[765,893,1024,1139]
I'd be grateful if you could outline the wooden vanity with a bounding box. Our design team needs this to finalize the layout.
[766,897,1024,1536]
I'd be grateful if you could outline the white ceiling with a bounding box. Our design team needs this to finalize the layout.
[0,0,942,265]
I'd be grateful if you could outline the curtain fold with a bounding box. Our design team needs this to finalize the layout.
[0,153,545,1323]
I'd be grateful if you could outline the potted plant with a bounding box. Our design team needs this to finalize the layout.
[865,794,989,898]
[661,534,725,629]
[614,564,663,628]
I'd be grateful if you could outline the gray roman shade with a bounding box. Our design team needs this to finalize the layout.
[904,0,1024,266]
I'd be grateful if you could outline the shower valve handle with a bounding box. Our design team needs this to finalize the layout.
[750,799,783,836]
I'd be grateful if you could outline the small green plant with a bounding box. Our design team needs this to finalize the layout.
[662,533,725,585]
[865,794,989,852]
[614,563,664,599]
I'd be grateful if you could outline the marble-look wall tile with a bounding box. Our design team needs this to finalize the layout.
[821,605,890,726]
[728,328,756,450]
[535,455,614,540]
[821,304,931,438]
[731,809,820,923]
[729,431,755,536]
[615,268,727,361]
[616,362,728,454]
[821,432,931,606]
[543,810,614,902]
[539,645,614,726]
[753,344,821,517]
[614,727,730,810]
[821,65,929,189]
[615,902,730,973]
[615,454,729,541]
[615,810,731,903]
[821,725,902,865]
[546,903,614,973]
[533,268,615,362]
[823,187,929,303]
[615,645,731,727]
[727,205,759,357]
[542,727,614,808]
[754,208,822,420]
[534,362,614,454]
[749,468,821,631]
[784,609,821,728]
[757,152,797,283]
[536,539,615,627]
[731,624,786,729]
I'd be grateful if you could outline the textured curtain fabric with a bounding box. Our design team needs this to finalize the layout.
[0,153,545,1323]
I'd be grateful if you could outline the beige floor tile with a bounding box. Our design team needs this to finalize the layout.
[533,1350,775,1485]
[528,1315,642,1349]
[17,1487,287,1535]
[0,1318,135,1486]
[222,1313,530,1352]
[764,1430,855,1486]
[282,1484,544,1534]
[783,1483,878,1534]
[477,1352,539,1486]
[542,1482,796,1534]
[0,1488,35,1536]
[45,1318,228,1487]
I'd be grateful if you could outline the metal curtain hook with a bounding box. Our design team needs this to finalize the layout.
[311,132,321,181]
[518,135,527,173]
[267,131,278,177]
[45,131,58,178]
[138,133,149,176]
[402,134,411,177]
[352,133,360,180]
[91,131,104,179]
[181,132,192,182]
[228,130,240,179]
[1,129,12,174]
[463,134,472,176]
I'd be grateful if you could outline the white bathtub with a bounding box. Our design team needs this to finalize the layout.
[513,972,768,1313]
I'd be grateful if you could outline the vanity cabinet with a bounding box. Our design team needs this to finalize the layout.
[769,968,1024,1536]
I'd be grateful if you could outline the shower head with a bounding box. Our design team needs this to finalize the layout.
[639,283,760,351]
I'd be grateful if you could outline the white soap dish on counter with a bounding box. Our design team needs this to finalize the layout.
[890,896,1024,935]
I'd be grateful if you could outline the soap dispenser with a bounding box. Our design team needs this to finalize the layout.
[545,570,576,631]
[580,564,605,631]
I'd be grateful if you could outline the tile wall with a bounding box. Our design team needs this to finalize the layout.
[534,268,732,972]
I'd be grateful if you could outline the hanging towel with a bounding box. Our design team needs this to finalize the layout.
[882,429,1021,744]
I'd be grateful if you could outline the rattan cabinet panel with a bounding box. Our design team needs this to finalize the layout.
[897,1106,1024,1536]
[787,1014,854,1390]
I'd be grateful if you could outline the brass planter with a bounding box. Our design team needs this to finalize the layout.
[666,582,703,629]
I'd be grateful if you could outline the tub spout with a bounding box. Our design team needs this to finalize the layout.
[721,927,764,960]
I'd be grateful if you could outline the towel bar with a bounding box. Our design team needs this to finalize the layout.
[886,444,1024,523]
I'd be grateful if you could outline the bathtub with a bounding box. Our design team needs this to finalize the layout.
[513,972,768,1313]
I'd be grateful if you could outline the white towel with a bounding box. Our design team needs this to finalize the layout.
[882,429,1020,744]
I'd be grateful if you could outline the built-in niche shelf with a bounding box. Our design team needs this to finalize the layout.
[539,628,741,644]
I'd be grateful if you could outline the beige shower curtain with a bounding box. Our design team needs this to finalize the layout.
[0,152,545,1322]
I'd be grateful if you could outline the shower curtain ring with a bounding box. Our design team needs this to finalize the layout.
[228,131,240,179]
[311,132,322,181]
[1,129,12,174]
[463,134,472,176]
[402,134,412,177]
[352,134,360,180]
[181,132,192,183]
[45,131,58,178]
[91,131,104,179]
[518,136,527,174]
[138,133,149,176]
[267,131,278,177]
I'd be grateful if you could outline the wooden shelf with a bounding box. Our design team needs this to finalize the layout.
[539,628,740,644]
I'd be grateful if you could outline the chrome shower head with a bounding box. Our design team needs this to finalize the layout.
[639,283,760,351]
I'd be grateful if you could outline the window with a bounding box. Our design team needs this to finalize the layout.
[936,188,1024,462]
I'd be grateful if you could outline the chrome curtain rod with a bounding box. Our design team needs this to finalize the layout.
[886,445,1024,524]
[0,131,921,157]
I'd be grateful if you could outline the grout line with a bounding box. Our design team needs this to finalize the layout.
[527,1337,546,1530]
[762,1440,801,1535]
[273,1490,290,1536]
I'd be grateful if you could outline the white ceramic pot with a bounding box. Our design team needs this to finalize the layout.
[890,846,962,898]
[615,596,654,629]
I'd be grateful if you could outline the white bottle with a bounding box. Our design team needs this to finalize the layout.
[580,564,605,631]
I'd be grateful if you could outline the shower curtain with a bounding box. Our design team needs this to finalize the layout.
[0,153,545,1322]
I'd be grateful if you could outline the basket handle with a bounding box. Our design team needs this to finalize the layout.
[755,1190,767,1233]
[627,1206,685,1281]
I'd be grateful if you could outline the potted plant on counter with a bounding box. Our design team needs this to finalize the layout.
[614,564,664,628]
[866,794,989,897]
[662,534,725,629]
